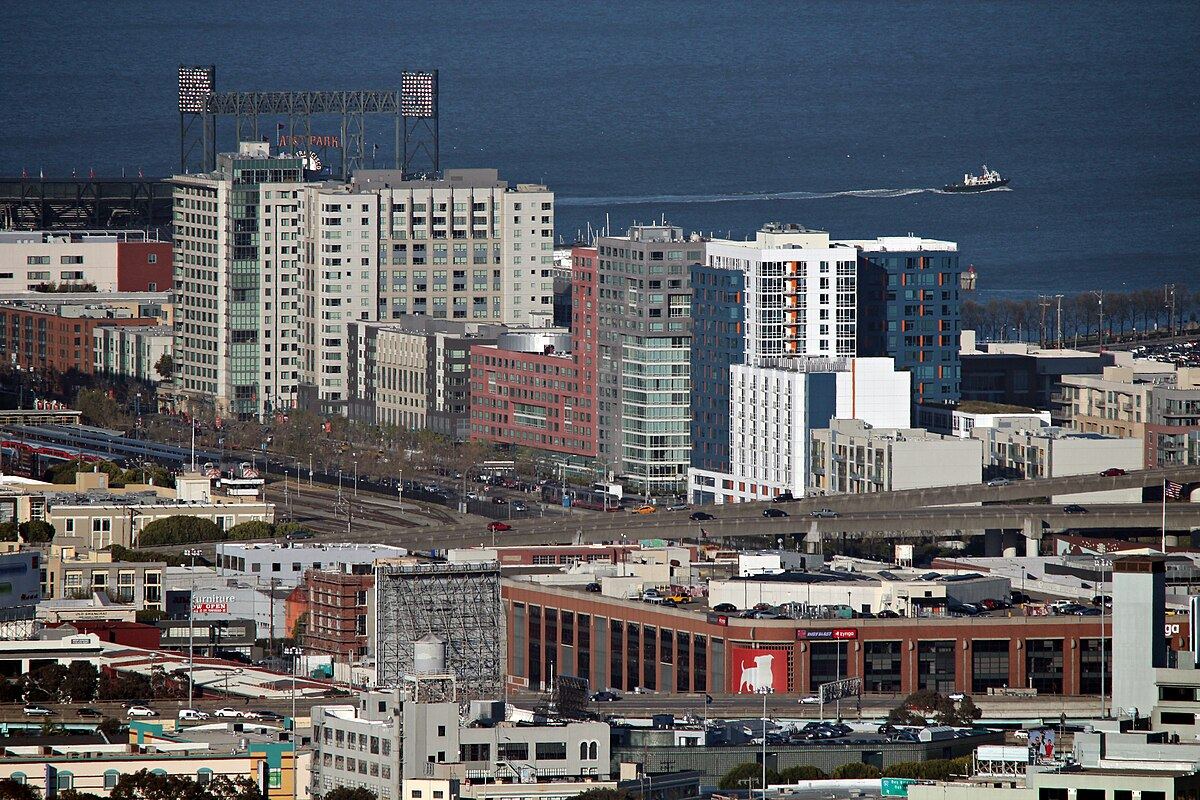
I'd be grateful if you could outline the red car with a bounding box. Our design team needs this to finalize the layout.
[487,521,512,532]
[1100,468,1127,477]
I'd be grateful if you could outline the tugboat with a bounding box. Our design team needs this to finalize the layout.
[943,165,1009,193]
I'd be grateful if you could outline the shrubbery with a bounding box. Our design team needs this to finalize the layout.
[718,763,781,791]
[883,756,973,781]
[830,763,881,780]
[137,516,221,546]
[778,765,827,781]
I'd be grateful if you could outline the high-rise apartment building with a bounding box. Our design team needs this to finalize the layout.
[172,142,311,419]
[689,224,860,482]
[596,225,701,493]
[843,235,962,411]
[173,153,554,421]
[351,168,554,327]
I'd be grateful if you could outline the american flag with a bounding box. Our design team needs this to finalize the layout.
[700,527,709,538]
[1166,481,1183,500]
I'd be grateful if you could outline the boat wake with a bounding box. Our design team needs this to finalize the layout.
[557,187,938,207]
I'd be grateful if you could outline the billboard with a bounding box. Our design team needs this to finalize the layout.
[1027,727,1056,765]
[731,647,788,693]
[796,628,857,640]
[819,677,863,704]
[0,552,41,610]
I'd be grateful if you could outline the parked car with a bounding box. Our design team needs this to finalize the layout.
[76,707,102,718]
[712,602,738,613]
[486,521,512,532]
[689,511,714,521]
[666,503,690,511]
[285,530,313,540]
[491,496,508,505]
[591,691,621,702]
[1091,595,1112,608]
[1100,467,1127,476]
[877,610,901,619]
[1063,504,1088,514]
[214,707,246,718]
[126,706,157,718]
[253,710,284,721]
[799,695,821,704]
[23,705,53,716]
[948,692,967,702]
[179,708,210,721]
[986,477,1010,487]
[511,500,527,512]
[585,582,602,593]
[773,492,797,503]
[762,508,788,518]
[948,603,980,616]
[632,505,656,514]
[664,594,692,605]
[810,508,838,518]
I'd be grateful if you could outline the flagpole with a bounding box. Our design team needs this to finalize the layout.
[1162,478,1167,553]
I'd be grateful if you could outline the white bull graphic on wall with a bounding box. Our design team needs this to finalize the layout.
[737,653,777,693]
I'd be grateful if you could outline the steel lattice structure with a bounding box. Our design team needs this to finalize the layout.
[375,561,502,700]
[0,177,173,231]
[179,64,438,180]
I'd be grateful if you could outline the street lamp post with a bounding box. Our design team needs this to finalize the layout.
[757,687,772,799]
[184,548,203,709]
[398,469,404,509]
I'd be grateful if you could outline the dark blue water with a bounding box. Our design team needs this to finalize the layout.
[2,1,1197,298]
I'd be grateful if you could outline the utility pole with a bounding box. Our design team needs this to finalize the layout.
[1038,295,1052,348]
[1166,284,1177,338]
[184,548,203,709]
[1055,294,1064,350]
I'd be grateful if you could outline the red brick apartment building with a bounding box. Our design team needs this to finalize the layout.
[504,581,1123,698]
[0,304,157,376]
[300,569,373,661]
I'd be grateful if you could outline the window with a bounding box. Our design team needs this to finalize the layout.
[1161,711,1196,725]
[973,640,1011,694]
[437,725,446,736]
[498,742,528,761]
[105,771,121,789]
[462,743,491,761]
[57,772,74,791]
[535,741,567,760]
[148,253,157,263]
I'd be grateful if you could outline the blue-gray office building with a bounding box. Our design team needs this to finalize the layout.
[847,236,962,411]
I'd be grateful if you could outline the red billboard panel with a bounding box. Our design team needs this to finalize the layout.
[731,647,788,694]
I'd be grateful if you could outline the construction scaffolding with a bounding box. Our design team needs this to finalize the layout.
[375,560,502,700]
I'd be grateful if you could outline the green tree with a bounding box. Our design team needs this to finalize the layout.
[718,763,781,791]
[63,661,99,703]
[110,770,262,800]
[137,516,222,546]
[829,762,881,780]
[154,353,175,381]
[18,520,55,543]
[777,765,827,782]
[563,791,633,800]
[0,522,17,542]
[59,791,107,800]
[319,790,380,800]
[98,716,125,737]
[226,520,275,540]
[76,388,125,428]
[49,459,126,486]
[0,779,38,800]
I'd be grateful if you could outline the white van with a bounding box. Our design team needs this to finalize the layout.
[179,708,210,721]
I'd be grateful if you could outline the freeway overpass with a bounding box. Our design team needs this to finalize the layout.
[146,466,1200,559]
